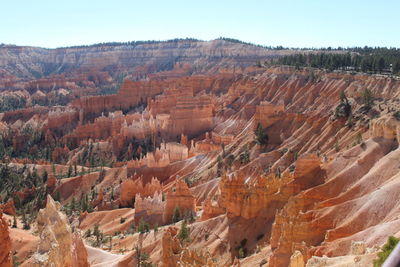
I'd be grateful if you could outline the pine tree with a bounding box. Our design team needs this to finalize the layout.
[255,123,268,145]
[172,206,181,223]
[70,197,77,211]
[74,163,78,176]
[178,220,190,243]
[67,164,73,177]
[138,218,150,234]
[93,224,102,247]
[362,88,374,109]
[12,215,17,228]
[22,211,30,230]
[42,170,48,184]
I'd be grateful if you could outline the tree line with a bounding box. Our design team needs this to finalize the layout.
[270,47,400,74]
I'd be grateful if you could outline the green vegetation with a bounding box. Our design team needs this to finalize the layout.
[0,164,50,220]
[255,123,268,145]
[178,220,190,243]
[172,206,182,223]
[138,218,150,234]
[0,126,53,161]
[12,216,17,228]
[31,93,71,107]
[362,88,374,110]
[393,111,400,121]
[271,47,400,75]
[93,224,103,247]
[236,238,248,259]
[334,91,352,119]
[374,236,400,267]
[0,95,26,112]
[134,244,156,267]
[22,212,30,230]
[240,146,250,165]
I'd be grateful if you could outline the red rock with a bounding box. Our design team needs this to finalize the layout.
[0,200,16,216]
[163,180,196,224]
[120,177,162,207]
[0,210,12,267]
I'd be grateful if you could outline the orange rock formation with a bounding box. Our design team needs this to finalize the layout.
[0,210,12,267]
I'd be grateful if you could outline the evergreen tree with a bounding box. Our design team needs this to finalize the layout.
[67,164,73,177]
[393,61,400,74]
[74,163,78,176]
[362,88,374,109]
[12,215,17,228]
[22,211,30,230]
[172,206,181,223]
[138,218,150,234]
[178,220,190,243]
[255,123,268,145]
[93,224,102,247]
[240,146,250,165]
[70,197,77,211]
[42,170,48,184]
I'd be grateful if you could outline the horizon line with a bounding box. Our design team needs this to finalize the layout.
[1,37,400,50]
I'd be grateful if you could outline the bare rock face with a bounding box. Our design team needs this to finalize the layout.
[162,227,181,267]
[350,241,366,255]
[120,176,162,207]
[289,250,305,267]
[134,191,165,225]
[0,210,12,267]
[370,115,400,142]
[32,195,89,267]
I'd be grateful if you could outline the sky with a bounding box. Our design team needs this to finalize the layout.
[1,0,399,49]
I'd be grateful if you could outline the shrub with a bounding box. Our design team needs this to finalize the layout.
[374,236,400,267]
[393,111,400,121]
[238,247,245,258]
[120,217,126,224]
[84,229,91,237]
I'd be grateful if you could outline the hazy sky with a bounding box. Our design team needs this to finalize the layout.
[1,0,399,48]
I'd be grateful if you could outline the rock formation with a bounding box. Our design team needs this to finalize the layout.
[134,192,165,225]
[32,195,89,267]
[163,180,196,224]
[0,210,12,267]
[120,176,162,207]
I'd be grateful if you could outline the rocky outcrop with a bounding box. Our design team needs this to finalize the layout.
[169,94,213,138]
[120,176,162,207]
[163,180,196,224]
[216,154,323,221]
[162,227,181,267]
[134,192,165,225]
[255,101,285,128]
[369,115,400,142]
[0,210,12,267]
[32,195,89,267]
[0,200,16,216]
[289,250,305,267]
